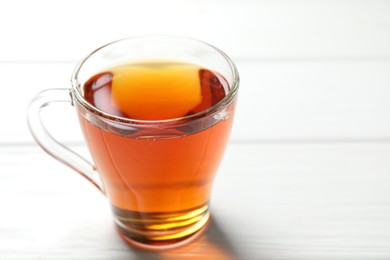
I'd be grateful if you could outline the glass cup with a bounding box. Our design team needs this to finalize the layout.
[27,36,239,250]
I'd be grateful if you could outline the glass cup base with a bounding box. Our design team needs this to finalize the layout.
[114,207,210,251]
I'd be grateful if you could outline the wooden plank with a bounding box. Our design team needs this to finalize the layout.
[2,60,390,143]
[0,0,389,61]
[1,142,390,259]
[235,60,390,141]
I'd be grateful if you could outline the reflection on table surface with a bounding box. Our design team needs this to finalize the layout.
[133,218,237,260]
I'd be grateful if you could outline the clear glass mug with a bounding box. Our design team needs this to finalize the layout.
[27,36,239,250]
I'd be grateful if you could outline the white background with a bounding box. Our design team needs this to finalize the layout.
[1,1,390,259]
[1,0,390,144]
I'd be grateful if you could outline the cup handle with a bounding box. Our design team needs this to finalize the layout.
[27,88,104,194]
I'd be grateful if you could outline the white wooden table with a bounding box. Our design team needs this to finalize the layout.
[1,1,390,259]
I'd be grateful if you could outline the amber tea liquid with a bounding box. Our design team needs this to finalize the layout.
[78,61,235,247]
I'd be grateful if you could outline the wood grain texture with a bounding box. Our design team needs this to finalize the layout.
[2,0,390,259]
[1,143,390,259]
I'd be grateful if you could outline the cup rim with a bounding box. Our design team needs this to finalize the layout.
[70,35,239,125]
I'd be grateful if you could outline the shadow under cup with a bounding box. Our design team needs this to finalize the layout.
[34,36,239,250]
